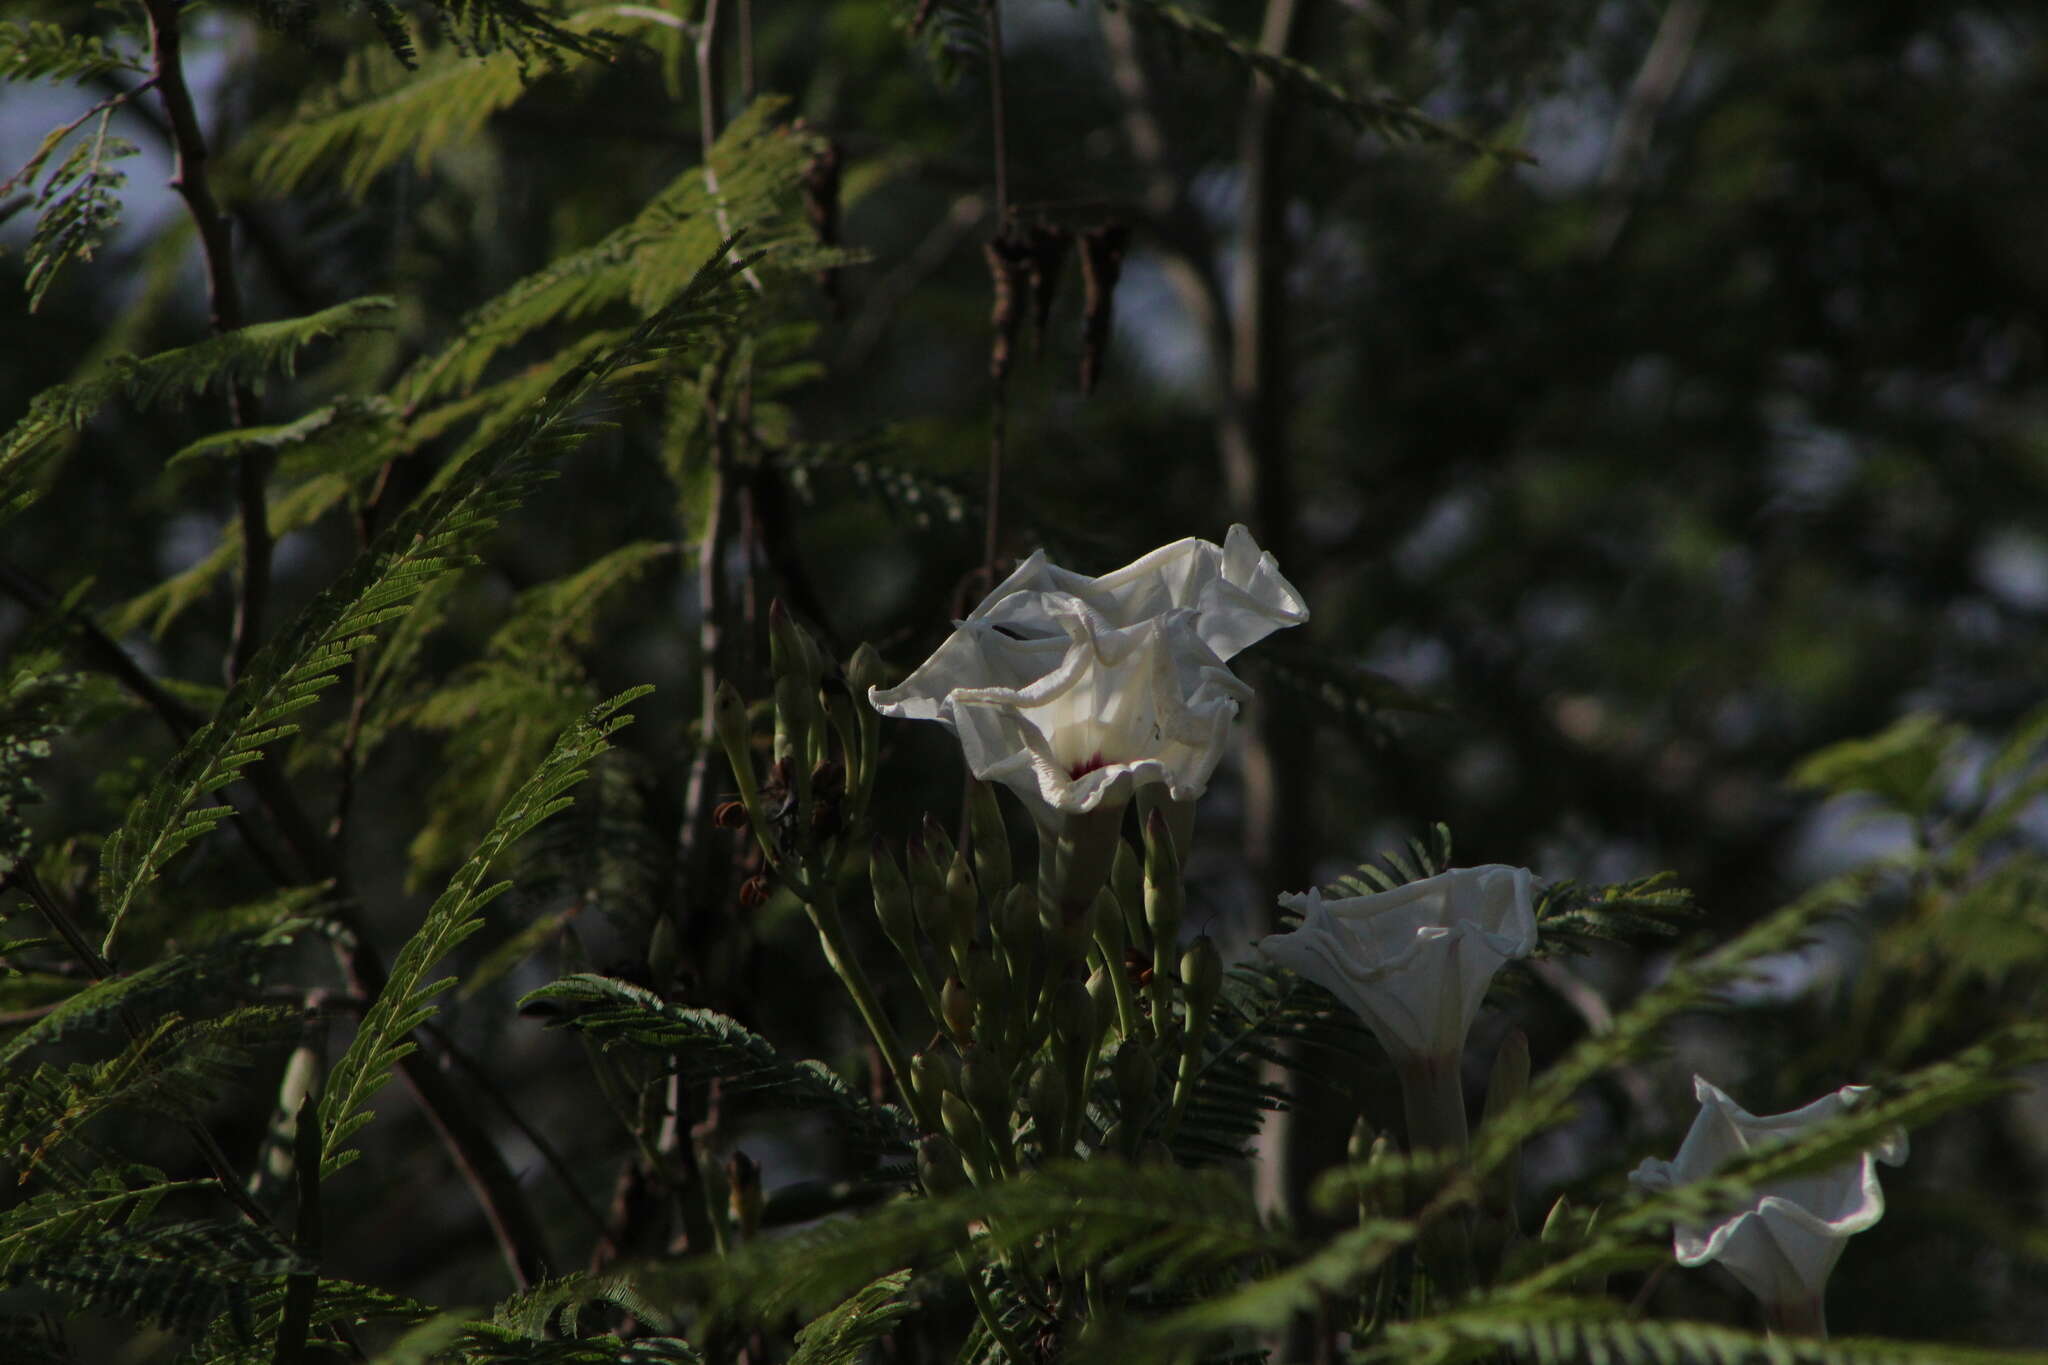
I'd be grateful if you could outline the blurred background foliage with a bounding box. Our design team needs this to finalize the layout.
[4,0,2048,1355]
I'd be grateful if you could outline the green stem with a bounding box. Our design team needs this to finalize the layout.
[1398,1053,1469,1156]
[807,887,934,1132]
[961,1254,1033,1364]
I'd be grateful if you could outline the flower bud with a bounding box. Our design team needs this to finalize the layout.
[1113,1040,1157,1125]
[1052,978,1096,1053]
[965,947,1007,1035]
[967,781,1011,901]
[713,681,752,766]
[1091,883,1126,955]
[769,599,824,685]
[1180,935,1222,1011]
[918,1133,969,1195]
[941,975,974,1041]
[962,1052,1009,1128]
[911,1048,962,1115]
[1142,808,1183,949]
[773,674,813,768]
[941,1090,986,1156]
[946,847,979,943]
[1085,964,1116,1034]
[869,839,916,948]
[727,1150,762,1239]
[920,812,958,873]
[846,641,887,697]
[1111,837,1146,949]
[1028,1062,1069,1155]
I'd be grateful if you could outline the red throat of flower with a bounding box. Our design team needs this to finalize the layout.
[1068,751,1111,779]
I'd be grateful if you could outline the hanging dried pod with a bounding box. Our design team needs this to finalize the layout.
[984,232,1032,382]
[1077,222,1130,396]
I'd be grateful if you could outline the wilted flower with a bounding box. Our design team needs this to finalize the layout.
[868,524,1306,728]
[1630,1078,1908,1335]
[1259,866,1538,1068]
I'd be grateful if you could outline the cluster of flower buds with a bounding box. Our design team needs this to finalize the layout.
[711,601,883,907]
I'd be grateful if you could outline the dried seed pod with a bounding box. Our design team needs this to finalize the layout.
[984,232,1032,382]
[1077,222,1130,395]
[1024,221,1072,351]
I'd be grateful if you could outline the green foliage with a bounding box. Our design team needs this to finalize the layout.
[319,686,650,1176]
[19,121,134,312]
[789,1271,914,1365]
[0,654,74,879]
[519,972,913,1155]
[1792,712,1965,820]
[0,22,146,83]
[0,296,397,484]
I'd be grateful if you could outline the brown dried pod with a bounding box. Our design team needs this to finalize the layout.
[1024,221,1072,351]
[800,138,844,317]
[1078,222,1131,396]
[712,799,751,830]
[737,874,772,910]
[984,232,1033,383]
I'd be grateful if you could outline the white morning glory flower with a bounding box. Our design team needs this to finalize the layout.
[868,524,1306,727]
[1257,866,1539,1069]
[942,598,1251,823]
[1629,1077,1908,1334]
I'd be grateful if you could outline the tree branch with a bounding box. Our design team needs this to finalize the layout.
[139,0,269,684]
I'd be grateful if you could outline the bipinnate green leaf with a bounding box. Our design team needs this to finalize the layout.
[518,972,912,1156]
[317,686,651,1177]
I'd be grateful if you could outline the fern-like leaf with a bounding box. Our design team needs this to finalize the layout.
[0,296,395,487]
[0,21,146,83]
[789,1271,914,1365]
[518,972,913,1156]
[318,687,651,1176]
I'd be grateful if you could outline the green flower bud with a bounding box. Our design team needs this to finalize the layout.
[920,812,958,873]
[1085,964,1116,1032]
[1111,837,1147,949]
[773,674,812,767]
[918,1134,969,1195]
[1028,1062,1069,1154]
[967,781,1012,901]
[1142,808,1183,948]
[964,947,1007,1035]
[1052,978,1096,1053]
[946,848,979,943]
[869,839,916,947]
[846,642,887,695]
[939,1093,985,1162]
[1113,1040,1157,1124]
[769,599,823,685]
[941,975,974,1041]
[1091,883,1126,955]
[962,1052,1010,1127]
[911,1049,961,1115]
[1180,935,1222,1008]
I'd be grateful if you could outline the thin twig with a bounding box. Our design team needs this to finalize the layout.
[138,0,269,685]
[422,1022,612,1239]
[0,77,158,198]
